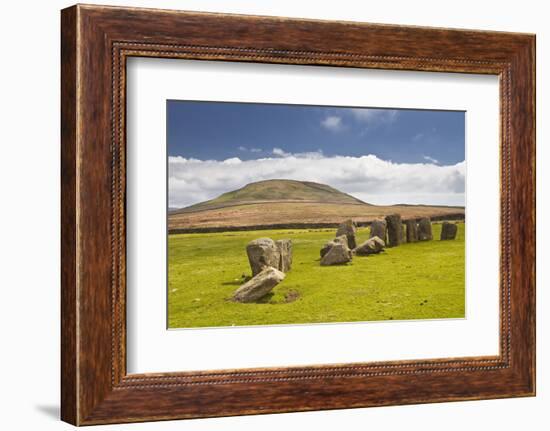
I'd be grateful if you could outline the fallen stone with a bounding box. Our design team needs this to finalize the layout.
[336,219,357,249]
[320,235,348,258]
[233,266,286,303]
[275,239,293,272]
[385,214,404,247]
[369,219,387,243]
[440,222,458,240]
[355,236,385,255]
[320,242,353,266]
[417,217,433,241]
[404,219,419,243]
[246,238,280,276]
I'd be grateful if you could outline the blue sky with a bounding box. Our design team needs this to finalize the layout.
[167,101,466,208]
[167,101,464,165]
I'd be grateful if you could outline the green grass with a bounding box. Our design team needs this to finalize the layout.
[168,223,465,328]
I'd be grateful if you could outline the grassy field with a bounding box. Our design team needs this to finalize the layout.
[168,223,465,328]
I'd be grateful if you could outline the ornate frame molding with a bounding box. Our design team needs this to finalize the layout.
[61,5,535,425]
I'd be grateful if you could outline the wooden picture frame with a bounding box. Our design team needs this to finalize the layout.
[61,4,535,425]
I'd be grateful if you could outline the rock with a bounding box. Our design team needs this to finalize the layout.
[369,220,387,243]
[385,214,404,247]
[404,219,419,243]
[336,219,357,249]
[246,238,280,276]
[440,222,458,240]
[233,266,285,303]
[275,239,293,272]
[320,235,348,258]
[355,236,385,255]
[417,217,433,241]
[320,242,352,266]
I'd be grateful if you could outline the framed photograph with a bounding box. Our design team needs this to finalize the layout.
[61,4,535,425]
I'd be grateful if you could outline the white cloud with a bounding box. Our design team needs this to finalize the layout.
[222,157,242,165]
[320,109,399,134]
[423,155,439,164]
[238,146,263,153]
[349,108,399,125]
[273,147,324,159]
[272,147,291,157]
[321,115,343,132]
[169,153,465,208]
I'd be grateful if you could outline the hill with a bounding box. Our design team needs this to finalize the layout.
[171,179,367,215]
[168,179,464,232]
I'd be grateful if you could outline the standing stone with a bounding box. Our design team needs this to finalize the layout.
[336,219,357,249]
[417,217,433,241]
[369,220,387,243]
[404,219,419,243]
[233,266,285,303]
[320,242,352,266]
[355,236,385,255]
[440,222,458,240]
[275,239,293,272]
[246,238,280,276]
[385,214,404,247]
[320,235,348,258]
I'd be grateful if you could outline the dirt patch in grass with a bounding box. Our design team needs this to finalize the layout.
[283,290,301,303]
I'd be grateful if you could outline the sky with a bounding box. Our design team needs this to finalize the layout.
[167,100,465,208]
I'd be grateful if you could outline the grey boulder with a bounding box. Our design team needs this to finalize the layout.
[385,214,404,247]
[417,217,433,241]
[369,219,387,243]
[320,242,352,266]
[440,222,458,240]
[320,235,348,258]
[355,236,385,255]
[233,266,286,303]
[404,219,419,243]
[336,219,357,249]
[246,238,293,275]
[276,239,293,273]
[246,238,280,276]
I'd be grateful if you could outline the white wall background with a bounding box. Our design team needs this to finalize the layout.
[0,1,545,429]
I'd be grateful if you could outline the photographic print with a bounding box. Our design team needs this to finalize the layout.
[167,101,465,329]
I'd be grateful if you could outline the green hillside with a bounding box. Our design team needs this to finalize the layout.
[172,179,368,214]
